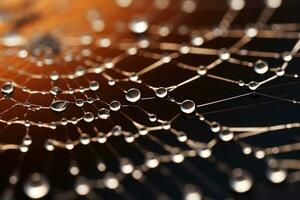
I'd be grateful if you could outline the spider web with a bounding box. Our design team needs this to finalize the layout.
[0,0,299,199]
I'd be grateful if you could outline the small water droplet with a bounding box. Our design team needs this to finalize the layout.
[97,108,110,119]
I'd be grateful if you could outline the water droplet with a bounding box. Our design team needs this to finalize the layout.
[49,86,61,96]
[83,112,94,122]
[75,67,85,77]
[112,125,122,136]
[149,114,158,122]
[248,81,260,90]
[66,140,74,150]
[24,173,50,199]
[97,134,107,143]
[97,161,106,172]
[265,0,282,8]
[245,26,258,37]
[155,87,168,98]
[104,174,119,189]
[138,127,148,135]
[197,65,207,76]
[184,185,202,200]
[254,60,268,74]
[80,134,91,145]
[75,99,84,107]
[129,19,149,34]
[126,88,141,103]
[276,68,285,76]
[89,81,99,91]
[110,100,121,111]
[191,35,204,46]
[177,132,187,142]
[146,153,159,168]
[219,48,230,60]
[44,139,54,151]
[219,129,234,141]
[75,177,90,196]
[282,51,292,62]
[162,121,171,130]
[50,71,59,81]
[97,108,110,119]
[181,100,196,114]
[197,147,211,158]
[50,100,68,112]
[129,73,139,81]
[267,167,287,183]
[1,82,14,94]
[120,159,134,174]
[171,152,185,163]
[23,135,32,146]
[230,169,253,193]
[228,0,245,10]
[210,121,221,133]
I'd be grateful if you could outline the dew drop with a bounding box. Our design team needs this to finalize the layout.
[155,87,168,98]
[24,173,50,199]
[230,169,253,193]
[97,108,110,119]
[266,167,287,183]
[104,174,119,189]
[254,60,269,74]
[219,48,230,60]
[181,100,196,114]
[50,100,68,112]
[219,129,234,141]
[129,19,149,34]
[126,88,141,103]
[80,134,91,145]
[210,121,221,133]
[75,99,84,107]
[49,86,61,96]
[75,177,90,196]
[89,81,99,91]
[197,65,207,76]
[110,100,121,111]
[1,82,14,94]
[149,114,158,122]
[83,112,94,123]
[248,81,260,90]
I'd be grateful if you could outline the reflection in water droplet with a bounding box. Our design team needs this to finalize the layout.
[126,88,141,103]
[50,100,68,112]
[97,108,110,119]
[1,82,14,94]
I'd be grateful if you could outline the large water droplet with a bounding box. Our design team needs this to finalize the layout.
[23,173,50,199]
[230,169,253,193]
[129,19,149,34]
[266,167,287,183]
[50,100,68,112]
[1,82,14,94]
[126,88,141,103]
[254,60,268,74]
[181,100,196,114]
[110,100,121,111]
